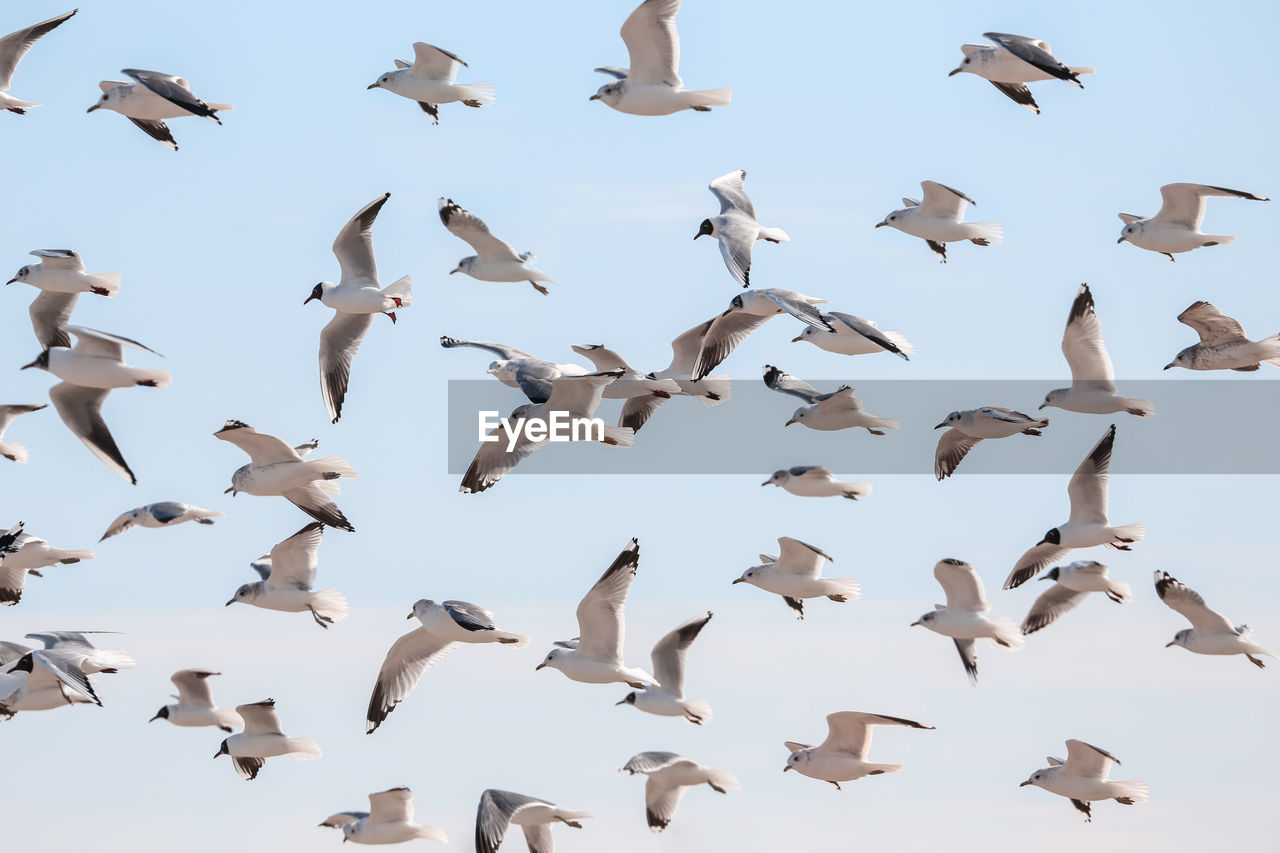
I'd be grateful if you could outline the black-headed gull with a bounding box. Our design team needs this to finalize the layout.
[763,365,899,434]
[368,42,494,124]
[732,536,859,619]
[875,181,1002,262]
[1165,301,1280,371]
[614,320,732,432]
[0,529,93,606]
[0,648,99,718]
[214,698,321,780]
[784,711,934,789]
[1040,285,1154,417]
[762,466,871,500]
[7,250,120,349]
[1117,183,1268,260]
[934,407,1049,480]
[0,9,76,115]
[225,523,348,629]
[692,289,832,381]
[1155,571,1274,668]
[694,170,789,288]
[616,611,713,724]
[87,69,232,150]
[792,311,914,359]
[475,789,591,853]
[25,630,135,674]
[149,669,242,732]
[620,752,739,832]
[320,787,447,845]
[1020,561,1131,635]
[949,32,1094,114]
[439,198,552,295]
[911,559,1022,684]
[1020,740,1147,821]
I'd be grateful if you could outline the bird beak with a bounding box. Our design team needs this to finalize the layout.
[782,765,792,773]
[303,295,317,305]
[614,698,628,705]
[874,220,888,228]
[1163,363,1175,370]
[19,358,38,370]
[790,335,803,343]
[693,232,703,240]
[589,94,601,101]
[448,267,461,275]
[4,278,15,285]
[534,662,546,670]
[910,620,922,627]
[934,422,947,429]
[1165,641,1176,648]
[224,487,235,495]
[224,599,235,607]
[1116,236,1126,244]
[1038,575,1053,582]
[406,612,415,620]
[731,578,744,585]
[784,419,797,427]
[148,712,162,722]
[1037,403,1047,410]
[760,481,770,487]
[1019,780,1033,787]
[367,82,380,90]
[948,67,963,77]
[213,751,223,759]
[86,104,100,113]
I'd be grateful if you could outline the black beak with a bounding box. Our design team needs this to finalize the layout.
[934,422,947,429]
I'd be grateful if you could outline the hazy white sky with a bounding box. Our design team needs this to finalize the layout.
[2,0,1278,850]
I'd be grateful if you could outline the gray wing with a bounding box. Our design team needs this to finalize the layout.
[623,751,684,774]
[0,641,32,666]
[983,33,1077,83]
[620,0,682,87]
[148,502,188,524]
[0,9,77,91]
[762,365,821,403]
[716,223,755,288]
[319,812,367,829]
[281,482,355,532]
[1021,583,1088,635]
[619,394,669,432]
[12,649,100,705]
[1154,571,1235,634]
[988,80,1040,113]
[65,325,161,358]
[1177,301,1248,346]
[692,313,771,380]
[826,312,910,359]
[709,170,755,217]
[459,407,541,494]
[0,563,29,605]
[761,290,833,330]
[439,336,533,361]
[934,430,983,480]
[477,790,553,853]
[511,361,559,404]
[122,69,221,121]
[127,118,178,150]
[365,626,456,733]
[319,311,375,423]
[954,638,979,684]
[49,383,136,485]
[332,194,389,286]
[650,611,711,695]
[1066,424,1113,526]
[576,538,640,664]
[665,319,714,374]
[437,198,520,261]
[593,66,629,79]
[1005,542,1071,590]
[265,522,323,589]
[29,292,77,349]
[171,669,219,708]
[0,404,46,437]
[443,600,497,632]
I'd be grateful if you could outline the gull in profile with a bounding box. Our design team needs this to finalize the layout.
[441,336,588,403]
[100,502,224,541]
[911,559,1022,684]
[225,523,348,629]
[1040,284,1154,417]
[762,466,871,500]
[694,170,789,288]
[87,69,232,150]
[1004,424,1144,589]
[934,407,1049,480]
[620,752,739,832]
[366,598,527,734]
[615,320,732,431]
[791,311,915,359]
[214,698,321,781]
[732,536,859,619]
[438,198,552,295]
[949,32,1094,114]
[305,193,413,423]
[7,250,120,349]
[1155,571,1274,668]
[590,0,730,115]
[25,630,134,674]
[1117,183,1269,260]
[214,420,357,531]
[23,326,170,484]
[0,648,100,718]
[570,345,681,400]
[0,404,46,462]
[763,365,899,434]
[616,611,714,724]
[1020,561,1132,635]
[1,529,93,606]
[692,289,832,380]
[783,711,934,789]
[476,789,591,853]
[319,787,447,845]
[1165,301,1280,372]
[0,9,77,115]
[460,371,633,494]
[367,42,494,124]
[875,181,1002,262]
[149,669,242,732]
[1020,739,1147,821]
[536,538,657,688]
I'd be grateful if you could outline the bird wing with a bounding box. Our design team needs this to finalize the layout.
[650,611,711,695]
[213,420,302,464]
[692,312,770,380]
[410,42,466,81]
[459,409,542,494]
[935,429,983,480]
[510,360,559,404]
[365,626,456,733]
[319,812,367,829]
[1154,571,1236,633]
[235,699,285,736]
[18,650,100,704]
[265,522,323,590]
[826,312,911,358]
[571,344,635,373]
[983,32,1074,82]
[1176,301,1248,345]
[916,181,975,219]
[1152,183,1267,230]
[1061,284,1116,392]
[0,404,44,437]
[664,318,714,374]
[1062,739,1119,779]
[1066,424,1114,526]
[29,292,78,350]
[319,310,376,423]
[1021,584,1088,635]
[988,80,1039,113]
[0,9,77,91]
[708,169,755,217]
[49,382,135,485]
[761,289,832,329]
[1005,543,1071,590]
[594,66,629,79]
[715,222,755,288]
[819,711,932,759]
[171,669,219,709]
[122,69,219,120]
[442,600,498,632]
[522,824,554,853]
[624,751,685,774]
[281,482,355,532]
[99,509,138,541]
[439,336,533,361]
[619,394,669,432]
[576,538,640,664]
[66,325,160,359]
[620,0,682,87]
[542,370,621,417]
[776,537,831,578]
[437,198,521,261]
[125,118,178,150]
[476,790,553,853]
[645,773,691,831]
[762,365,821,403]
[977,406,1039,425]
[332,193,388,286]
[934,559,988,613]
[953,638,979,683]
[368,787,414,824]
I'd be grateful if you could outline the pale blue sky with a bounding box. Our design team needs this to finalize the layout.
[2,0,1278,850]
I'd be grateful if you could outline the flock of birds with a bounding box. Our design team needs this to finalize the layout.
[1,0,1276,848]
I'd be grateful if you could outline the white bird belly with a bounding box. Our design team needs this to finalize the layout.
[47,353,140,389]
[385,75,467,104]
[463,260,539,282]
[1127,226,1214,254]
[235,461,318,495]
[249,587,319,613]
[323,286,391,314]
[21,271,94,294]
[115,88,204,120]
[797,755,875,782]
[610,85,690,116]
[632,691,687,717]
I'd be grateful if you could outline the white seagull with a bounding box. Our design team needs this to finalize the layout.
[692,289,833,380]
[0,9,77,115]
[590,0,730,115]
[876,181,1003,262]
[536,538,657,688]
[1020,740,1148,821]
[1117,183,1269,260]
[764,365,899,434]
[25,630,135,674]
[304,193,413,423]
[22,326,169,484]
[100,502,224,541]
[694,170,789,288]
[214,698,322,780]
[0,648,100,718]
[441,336,587,402]
[949,32,1094,114]
[911,558,1022,684]
[792,311,915,359]
[934,406,1049,480]
[762,466,871,500]
[1040,284,1154,417]
[439,198,552,295]
[613,320,733,431]
[225,523,348,629]
[476,789,592,853]
[620,752,739,832]
[366,598,527,734]
[1004,424,1144,589]
[149,669,242,732]
[7,249,121,349]
[0,404,46,463]
[87,68,232,150]
[0,530,93,606]
[1155,571,1274,668]
[1020,561,1132,635]
[616,611,713,724]
[320,787,448,845]
[783,711,934,789]
[570,344,682,400]
[732,536,859,619]
[1165,301,1280,372]
[214,420,357,531]
[367,41,494,124]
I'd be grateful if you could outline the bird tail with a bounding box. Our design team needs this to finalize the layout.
[459,83,496,106]
[555,810,593,822]
[683,697,714,725]
[1107,523,1146,546]
[1201,235,1236,246]
[696,374,731,406]
[705,766,740,791]
[195,509,227,521]
[94,649,137,671]
[1256,332,1280,366]
[1110,779,1148,804]
[1107,579,1134,602]
[842,483,872,500]
[381,274,414,307]
[311,587,349,623]
[863,763,903,775]
[1120,398,1155,417]
[870,417,900,431]
[686,87,732,107]
[490,630,528,648]
[758,226,790,243]
[601,426,635,448]
[988,617,1024,650]
[285,737,323,760]
[0,442,29,463]
[309,455,358,482]
[86,272,122,296]
[822,577,862,600]
[7,98,39,110]
[207,103,235,112]
[968,221,1004,245]
[882,330,916,356]
[52,548,95,564]
[133,369,172,388]
[414,826,449,843]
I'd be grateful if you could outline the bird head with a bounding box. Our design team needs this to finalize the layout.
[6,265,31,285]
[935,410,962,429]
[20,351,49,371]
[304,282,326,305]
[1039,388,1068,411]
[910,611,937,628]
[213,739,229,759]
[149,706,170,723]
[761,470,788,487]
[590,82,623,105]
[694,219,715,240]
[408,599,435,621]
[1040,567,1061,582]
[1166,628,1192,649]
[615,691,637,706]
[1036,528,1062,547]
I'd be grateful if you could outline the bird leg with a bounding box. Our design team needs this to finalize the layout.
[309,607,334,628]
[559,819,584,829]
[196,518,215,525]
[1247,654,1266,669]
[826,781,842,791]
[529,282,549,295]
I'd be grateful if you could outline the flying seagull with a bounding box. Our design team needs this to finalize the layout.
[439,198,553,295]
[620,752,739,832]
[367,42,494,124]
[7,249,121,349]
[1020,740,1147,821]
[1155,570,1275,668]
[87,68,232,150]
[1117,183,1268,260]
[0,9,77,115]
[949,32,1094,114]
[783,711,934,789]
[694,170,789,288]
[876,181,1002,262]
[1165,301,1280,371]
